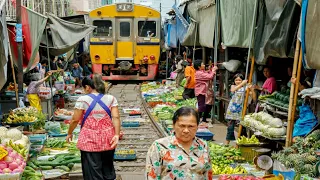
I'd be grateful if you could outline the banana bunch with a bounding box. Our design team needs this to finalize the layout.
[237,135,260,145]
[7,140,28,159]
[212,164,248,175]
[6,113,37,124]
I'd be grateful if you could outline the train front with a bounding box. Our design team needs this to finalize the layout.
[89,3,161,81]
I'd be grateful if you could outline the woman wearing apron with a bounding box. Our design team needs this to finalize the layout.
[66,74,121,180]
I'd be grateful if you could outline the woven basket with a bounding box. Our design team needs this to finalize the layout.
[237,143,264,162]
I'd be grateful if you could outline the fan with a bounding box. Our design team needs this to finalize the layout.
[257,155,273,170]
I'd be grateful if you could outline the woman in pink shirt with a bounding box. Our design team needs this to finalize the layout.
[254,67,277,94]
[194,60,218,123]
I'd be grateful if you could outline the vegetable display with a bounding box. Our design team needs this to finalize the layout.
[218,175,264,180]
[208,142,247,175]
[236,136,260,145]
[31,153,80,169]
[272,130,320,178]
[0,128,30,159]
[0,145,27,174]
[265,89,303,110]
[45,138,67,148]
[242,112,286,138]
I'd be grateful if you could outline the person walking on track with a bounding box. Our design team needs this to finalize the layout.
[66,74,121,180]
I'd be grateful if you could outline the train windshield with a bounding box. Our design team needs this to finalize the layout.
[93,20,112,37]
[120,22,131,37]
[138,21,156,37]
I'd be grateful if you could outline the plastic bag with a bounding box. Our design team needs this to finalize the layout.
[222,60,241,72]
[38,87,53,99]
[293,104,317,137]
[170,72,177,79]
[45,121,61,135]
[180,78,187,87]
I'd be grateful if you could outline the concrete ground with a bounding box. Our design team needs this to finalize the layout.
[207,119,237,146]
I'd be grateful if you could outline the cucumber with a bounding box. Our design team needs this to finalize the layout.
[25,166,36,172]
[27,161,38,169]
[48,157,55,161]
[67,163,75,169]
[61,157,81,165]
[63,155,78,161]
[39,165,53,170]
[56,165,70,172]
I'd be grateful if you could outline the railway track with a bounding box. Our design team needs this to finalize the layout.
[108,84,166,180]
[67,83,165,180]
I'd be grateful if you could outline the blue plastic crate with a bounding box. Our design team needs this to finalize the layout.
[114,149,136,160]
[122,122,140,127]
[196,131,214,141]
[28,134,47,145]
[114,154,137,160]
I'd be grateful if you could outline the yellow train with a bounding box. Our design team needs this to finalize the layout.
[89,3,161,80]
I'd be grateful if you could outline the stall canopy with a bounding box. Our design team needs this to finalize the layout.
[8,6,47,73]
[40,13,95,56]
[181,0,216,47]
[0,0,9,90]
[254,0,300,65]
[220,0,256,48]
[173,4,188,44]
[7,6,94,72]
[302,0,320,70]
[164,19,178,48]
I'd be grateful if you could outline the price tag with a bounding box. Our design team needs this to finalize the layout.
[0,147,8,160]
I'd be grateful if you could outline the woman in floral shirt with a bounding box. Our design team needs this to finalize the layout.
[146,107,212,180]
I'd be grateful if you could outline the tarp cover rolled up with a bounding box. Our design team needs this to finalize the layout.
[220,0,256,48]
[41,14,95,56]
[304,0,320,70]
[8,6,47,73]
[182,0,215,47]
[254,0,300,65]
[0,0,8,90]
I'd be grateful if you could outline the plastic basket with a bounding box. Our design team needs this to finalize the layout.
[237,144,264,162]
[196,131,214,141]
[122,122,140,127]
[5,91,15,96]
[114,149,136,160]
[28,134,47,145]
[0,173,22,180]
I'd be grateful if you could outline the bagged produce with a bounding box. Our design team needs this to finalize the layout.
[222,60,242,72]
[45,122,61,135]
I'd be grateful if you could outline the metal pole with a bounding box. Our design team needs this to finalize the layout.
[16,0,23,96]
[45,27,55,120]
[166,51,169,79]
[212,0,219,121]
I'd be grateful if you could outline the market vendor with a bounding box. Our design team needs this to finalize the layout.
[194,60,218,123]
[26,71,52,111]
[254,67,277,94]
[146,107,212,179]
[71,62,83,88]
[182,56,196,99]
[173,55,185,88]
[291,69,315,92]
[66,74,120,180]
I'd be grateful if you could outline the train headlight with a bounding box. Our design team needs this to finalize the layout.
[143,56,149,63]
[95,55,100,60]
[117,3,133,12]
[150,55,155,60]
